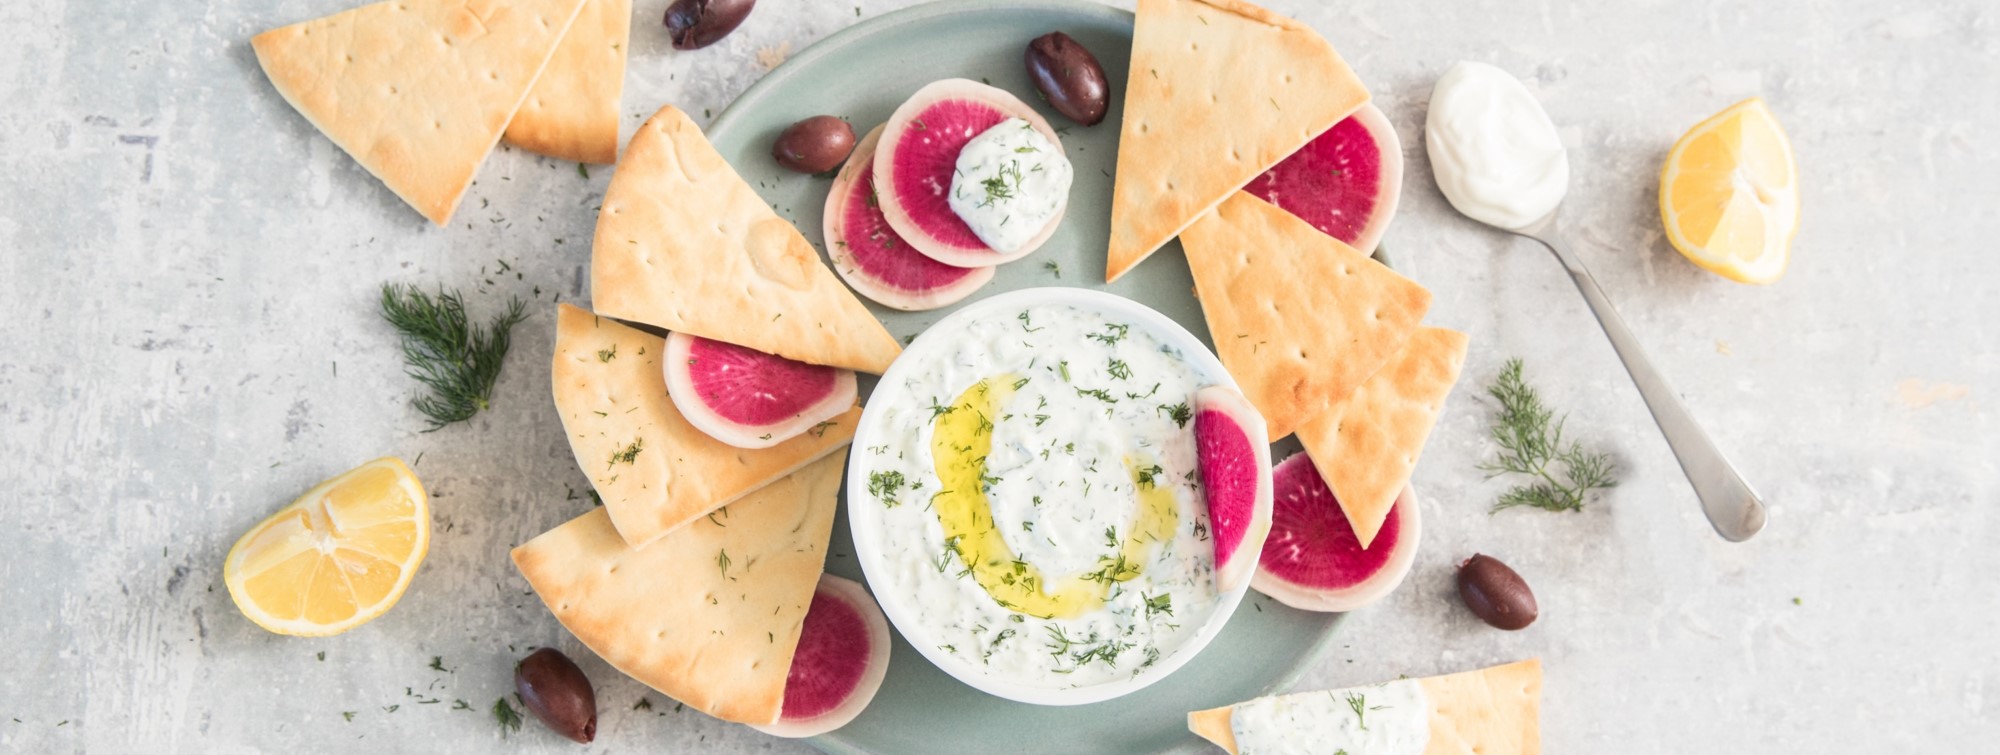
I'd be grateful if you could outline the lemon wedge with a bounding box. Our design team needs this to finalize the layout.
[224,458,430,636]
[1659,97,1799,284]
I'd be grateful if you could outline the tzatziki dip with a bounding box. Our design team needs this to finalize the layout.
[852,294,1233,699]
[948,117,1073,253]
[1230,679,1431,755]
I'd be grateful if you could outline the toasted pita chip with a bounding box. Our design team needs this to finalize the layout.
[504,0,629,164]
[1188,659,1543,754]
[1297,327,1468,548]
[551,303,858,548]
[512,453,845,726]
[1105,0,1369,282]
[592,106,901,374]
[1181,192,1430,441]
[252,0,587,224]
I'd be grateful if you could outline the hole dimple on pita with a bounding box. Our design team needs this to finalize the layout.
[1137,122,1149,134]
[388,85,399,96]
[1284,74,1294,84]
[489,71,499,80]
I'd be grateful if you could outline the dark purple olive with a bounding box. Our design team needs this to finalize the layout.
[1457,554,1538,631]
[515,648,597,743]
[772,115,857,174]
[1025,32,1109,126]
[665,0,755,50]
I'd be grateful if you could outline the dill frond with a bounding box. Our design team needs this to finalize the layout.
[1480,358,1618,512]
[379,284,528,431]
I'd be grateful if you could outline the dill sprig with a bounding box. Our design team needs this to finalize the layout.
[1480,358,1617,512]
[379,284,528,431]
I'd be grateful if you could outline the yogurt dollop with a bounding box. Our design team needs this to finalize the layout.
[948,117,1072,253]
[1425,61,1568,230]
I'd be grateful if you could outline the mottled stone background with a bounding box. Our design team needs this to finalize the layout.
[1,0,1993,752]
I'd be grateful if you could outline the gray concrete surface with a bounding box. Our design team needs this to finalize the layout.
[2,0,1995,752]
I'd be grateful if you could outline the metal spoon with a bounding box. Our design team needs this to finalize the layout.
[1490,210,1768,541]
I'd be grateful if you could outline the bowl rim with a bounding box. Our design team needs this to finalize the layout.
[845,286,1253,706]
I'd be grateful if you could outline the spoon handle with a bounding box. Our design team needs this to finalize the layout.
[1524,231,1768,541]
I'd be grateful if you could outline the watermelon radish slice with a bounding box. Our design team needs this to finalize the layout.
[1243,103,1404,255]
[1192,386,1273,593]
[872,79,1067,267]
[823,125,994,311]
[1252,453,1421,612]
[752,575,891,739]
[663,331,857,449]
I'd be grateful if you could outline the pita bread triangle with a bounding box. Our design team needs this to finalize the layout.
[512,452,846,726]
[550,303,859,548]
[592,105,902,374]
[1188,659,1543,754]
[1105,0,1370,282]
[1180,192,1430,442]
[504,0,629,164]
[1297,326,1469,548]
[252,0,588,225]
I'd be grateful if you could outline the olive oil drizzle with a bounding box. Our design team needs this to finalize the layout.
[929,375,1178,620]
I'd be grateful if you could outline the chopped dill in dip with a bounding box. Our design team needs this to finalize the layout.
[856,302,1224,690]
[948,117,1073,253]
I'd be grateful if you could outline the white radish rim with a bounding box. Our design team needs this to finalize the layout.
[750,575,893,738]
[1193,385,1274,595]
[1250,478,1422,613]
[872,78,1068,267]
[662,332,859,450]
[824,125,995,311]
[1345,102,1404,256]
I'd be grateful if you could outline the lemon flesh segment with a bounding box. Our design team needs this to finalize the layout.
[1660,98,1798,284]
[225,458,430,636]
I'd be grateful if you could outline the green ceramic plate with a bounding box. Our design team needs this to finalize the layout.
[708,2,1351,751]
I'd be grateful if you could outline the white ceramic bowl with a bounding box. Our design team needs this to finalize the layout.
[846,287,1253,706]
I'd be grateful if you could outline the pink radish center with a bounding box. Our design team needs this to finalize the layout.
[685,336,840,427]
[1196,408,1259,572]
[780,588,871,720]
[1260,456,1401,589]
[839,160,981,291]
[889,99,1008,251]
[1243,113,1383,244]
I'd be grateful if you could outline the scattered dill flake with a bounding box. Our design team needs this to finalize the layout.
[1043,260,1062,278]
[1076,387,1115,403]
[452,699,472,711]
[1018,311,1044,332]
[587,489,603,507]
[607,437,644,468]
[807,420,838,438]
[596,343,616,362]
[341,711,356,722]
[1106,358,1132,381]
[1087,323,1130,345]
[428,656,450,673]
[315,651,325,661]
[717,548,732,579]
[1135,464,1164,489]
[378,284,529,430]
[1144,592,1173,618]
[869,470,908,507]
[1480,358,1618,513]
[492,697,523,735]
[577,163,589,180]
[1792,597,1802,606]
[633,697,653,711]
[1161,401,1192,428]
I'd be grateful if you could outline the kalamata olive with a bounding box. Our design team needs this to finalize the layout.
[1024,32,1109,126]
[1456,554,1538,630]
[514,647,597,743]
[772,115,857,174]
[665,0,754,50]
